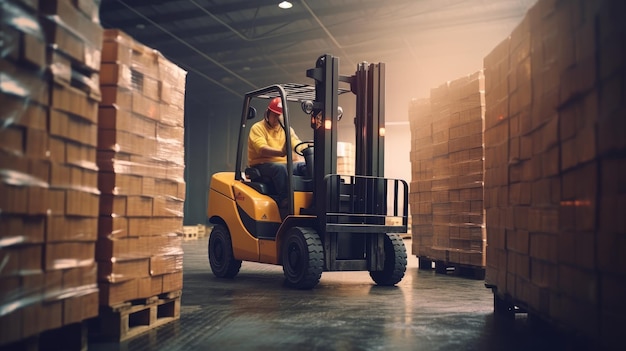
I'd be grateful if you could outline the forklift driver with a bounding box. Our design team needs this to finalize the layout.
[248,97,307,208]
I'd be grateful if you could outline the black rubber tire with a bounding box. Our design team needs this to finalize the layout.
[369,233,407,286]
[208,224,242,278]
[282,227,323,289]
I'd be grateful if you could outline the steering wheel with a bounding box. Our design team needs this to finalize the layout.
[294,140,314,156]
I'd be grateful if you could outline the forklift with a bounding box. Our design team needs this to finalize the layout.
[206,54,408,289]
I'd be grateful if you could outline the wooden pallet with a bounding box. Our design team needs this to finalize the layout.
[183,224,209,239]
[197,224,208,238]
[90,290,181,342]
[182,226,199,240]
[418,257,485,280]
[1,322,87,351]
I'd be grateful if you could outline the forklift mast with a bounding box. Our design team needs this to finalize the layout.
[306,54,407,271]
[353,61,386,177]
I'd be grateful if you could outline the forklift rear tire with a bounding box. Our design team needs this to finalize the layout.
[282,227,323,289]
[369,233,407,286]
[208,224,242,278]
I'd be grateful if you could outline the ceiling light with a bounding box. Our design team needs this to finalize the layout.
[278,1,292,9]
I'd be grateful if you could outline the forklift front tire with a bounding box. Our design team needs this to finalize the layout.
[208,224,242,278]
[369,233,407,286]
[282,227,323,289]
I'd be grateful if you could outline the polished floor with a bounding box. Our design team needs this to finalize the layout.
[89,236,593,351]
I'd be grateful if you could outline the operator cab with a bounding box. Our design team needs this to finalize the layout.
[241,103,314,202]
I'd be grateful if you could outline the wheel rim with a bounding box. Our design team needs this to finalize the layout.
[287,242,301,272]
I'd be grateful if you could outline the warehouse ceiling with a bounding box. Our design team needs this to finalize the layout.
[99,0,536,114]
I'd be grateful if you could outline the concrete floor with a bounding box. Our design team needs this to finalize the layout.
[90,237,591,351]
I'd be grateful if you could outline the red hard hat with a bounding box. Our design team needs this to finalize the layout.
[267,97,283,115]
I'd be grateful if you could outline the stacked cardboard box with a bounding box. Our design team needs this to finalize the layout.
[336,141,354,175]
[484,0,625,346]
[97,29,186,307]
[409,72,486,269]
[0,0,101,346]
[408,99,433,259]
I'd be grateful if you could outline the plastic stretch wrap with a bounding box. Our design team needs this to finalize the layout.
[0,262,98,318]
[0,1,47,128]
[409,72,486,265]
[97,29,186,299]
[1,0,102,336]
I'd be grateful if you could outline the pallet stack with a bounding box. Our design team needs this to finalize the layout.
[408,99,433,263]
[484,0,625,347]
[409,72,486,275]
[95,29,186,341]
[0,0,101,348]
[336,141,355,175]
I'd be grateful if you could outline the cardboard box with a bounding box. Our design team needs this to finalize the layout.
[158,54,187,87]
[0,92,48,131]
[98,105,157,136]
[0,214,45,244]
[62,263,96,291]
[132,71,160,101]
[99,279,138,306]
[100,85,132,107]
[0,125,24,155]
[99,194,126,216]
[63,290,99,325]
[98,215,129,239]
[96,236,128,261]
[0,59,49,105]
[100,194,153,217]
[65,189,99,217]
[98,258,151,283]
[49,108,98,147]
[137,276,152,299]
[98,172,143,195]
[157,123,184,142]
[131,90,160,120]
[44,242,95,271]
[160,103,185,127]
[46,215,98,242]
[51,81,99,123]
[127,217,182,237]
[99,62,132,88]
[127,236,152,259]
[101,39,132,65]
[1,24,47,69]
[39,0,103,47]
[150,234,182,256]
[150,275,163,296]
[41,16,101,72]
[98,128,157,156]
[177,180,187,200]
[48,50,101,100]
[149,254,183,276]
[62,136,98,176]
[0,244,43,277]
[161,271,183,293]
[0,308,22,345]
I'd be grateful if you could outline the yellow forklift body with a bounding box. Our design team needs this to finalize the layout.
[208,172,315,264]
[232,182,282,222]
[207,172,259,261]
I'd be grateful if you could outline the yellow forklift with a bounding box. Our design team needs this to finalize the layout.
[206,54,408,289]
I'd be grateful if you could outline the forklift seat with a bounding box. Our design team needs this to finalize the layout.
[244,167,275,195]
